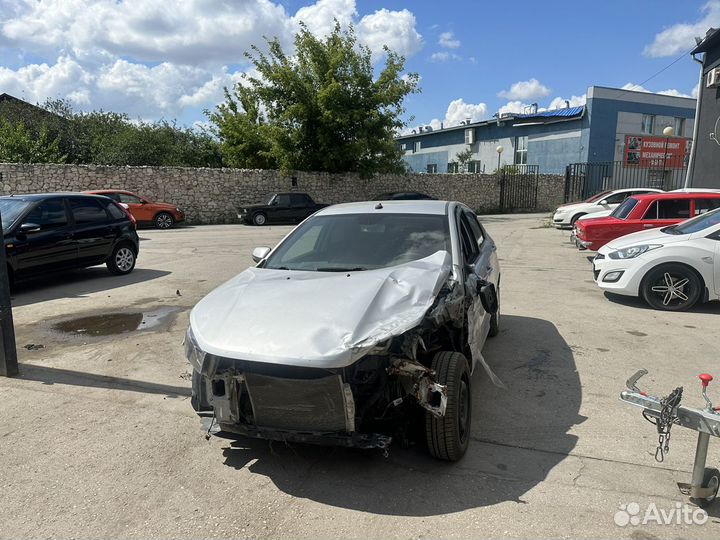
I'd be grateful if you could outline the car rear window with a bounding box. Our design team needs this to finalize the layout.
[694,198,720,216]
[610,197,639,219]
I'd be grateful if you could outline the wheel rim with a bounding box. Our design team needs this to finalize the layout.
[705,476,719,502]
[115,247,134,271]
[650,271,693,307]
[458,376,470,443]
[157,214,172,228]
[255,214,266,225]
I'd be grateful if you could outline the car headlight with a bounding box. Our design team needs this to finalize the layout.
[184,326,206,372]
[555,209,567,215]
[608,244,662,260]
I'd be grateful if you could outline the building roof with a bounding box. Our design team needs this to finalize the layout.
[513,106,584,119]
[691,27,720,54]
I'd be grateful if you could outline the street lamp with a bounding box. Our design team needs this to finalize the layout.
[496,145,504,172]
[662,125,674,172]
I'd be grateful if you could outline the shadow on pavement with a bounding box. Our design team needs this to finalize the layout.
[604,292,720,314]
[219,314,583,516]
[10,268,171,307]
[16,363,191,398]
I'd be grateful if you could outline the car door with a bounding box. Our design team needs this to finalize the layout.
[69,197,115,266]
[12,197,77,275]
[456,208,494,361]
[117,192,151,222]
[269,194,293,223]
[290,193,314,221]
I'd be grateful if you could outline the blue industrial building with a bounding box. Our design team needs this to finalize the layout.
[397,86,697,174]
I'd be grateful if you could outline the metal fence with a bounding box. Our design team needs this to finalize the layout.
[500,164,539,210]
[564,161,688,202]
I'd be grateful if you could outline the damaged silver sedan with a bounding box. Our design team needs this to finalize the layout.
[185,200,500,461]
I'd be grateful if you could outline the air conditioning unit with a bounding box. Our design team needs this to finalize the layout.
[707,67,720,88]
[464,128,474,145]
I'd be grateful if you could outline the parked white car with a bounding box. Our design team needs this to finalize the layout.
[592,207,720,310]
[553,188,664,229]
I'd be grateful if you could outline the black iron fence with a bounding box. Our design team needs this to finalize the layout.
[500,164,539,210]
[564,161,687,202]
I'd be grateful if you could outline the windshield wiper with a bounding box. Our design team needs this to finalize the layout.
[315,266,367,272]
[662,225,681,235]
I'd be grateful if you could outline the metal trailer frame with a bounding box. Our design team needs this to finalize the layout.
[621,369,720,506]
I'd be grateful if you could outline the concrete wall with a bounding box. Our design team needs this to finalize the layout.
[0,163,566,224]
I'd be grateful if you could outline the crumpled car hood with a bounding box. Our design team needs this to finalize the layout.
[190,250,453,368]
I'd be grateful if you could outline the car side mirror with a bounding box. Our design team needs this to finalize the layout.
[599,199,609,206]
[476,281,498,314]
[252,246,271,263]
[19,223,41,234]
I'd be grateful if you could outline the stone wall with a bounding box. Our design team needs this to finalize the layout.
[0,163,564,224]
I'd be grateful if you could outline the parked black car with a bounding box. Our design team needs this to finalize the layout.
[0,193,140,285]
[238,193,328,226]
[374,191,436,201]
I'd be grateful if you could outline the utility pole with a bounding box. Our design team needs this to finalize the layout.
[0,209,17,377]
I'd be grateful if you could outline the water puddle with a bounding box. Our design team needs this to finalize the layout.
[52,306,179,336]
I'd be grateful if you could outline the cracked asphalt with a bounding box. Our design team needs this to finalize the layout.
[1,214,720,539]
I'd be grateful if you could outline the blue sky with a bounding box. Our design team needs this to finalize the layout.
[0,0,715,130]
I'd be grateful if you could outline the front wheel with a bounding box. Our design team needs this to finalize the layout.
[641,263,702,311]
[155,212,174,229]
[107,244,137,275]
[253,213,267,226]
[692,468,720,508]
[425,351,472,461]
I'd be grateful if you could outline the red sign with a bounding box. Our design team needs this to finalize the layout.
[625,135,690,168]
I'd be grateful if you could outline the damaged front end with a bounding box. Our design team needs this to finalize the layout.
[186,319,454,451]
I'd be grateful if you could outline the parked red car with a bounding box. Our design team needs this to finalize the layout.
[574,192,720,250]
[86,190,185,229]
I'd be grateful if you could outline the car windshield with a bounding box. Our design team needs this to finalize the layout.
[585,190,612,203]
[664,207,720,235]
[610,197,639,219]
[264,213,451,271]
[0,199,32,230]
[263,194,276,205]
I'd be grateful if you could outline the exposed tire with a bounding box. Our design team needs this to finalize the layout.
[155,212,174,229]
[253,213,267,226]
[641,263,702,311]
[425,351,472,461]
[106,244,137,275]
[488,288,500,337]
[691,468,720,509]
[570,213,586,226]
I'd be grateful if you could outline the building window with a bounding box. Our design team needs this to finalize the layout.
[674,117,685,137]
[426,164,437,173]
[467,160,481,173]
[400,143,407,152]
[641,114,655,134]
[447,162,459,173]
[514,136,528,165]
[414,141,421,153]
[464,128,474,145]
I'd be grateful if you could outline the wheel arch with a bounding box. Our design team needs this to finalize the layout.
[639,260,708,302]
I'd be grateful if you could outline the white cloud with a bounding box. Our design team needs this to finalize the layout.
[692,82,700,98]
[498,101,527,115]
[430,51,461,62]
[621,82,694,98]
[548,94,587,109]
[644,0,720,57]
[438,31,460,49]
[498,78,551,100]
[0,0,423,121]
[407,98,487,132]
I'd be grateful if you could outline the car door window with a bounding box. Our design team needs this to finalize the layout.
[118,193,143,204]
[604,192,628,204]
[290,194,308,207]
[70,198,109,224]
[694,198,720,215]
[457,212,479,263]
[463,209,484,246]
[658,199,691,219]
[275,194,291,207]
[102,192,121,202]
[23,199,68,230]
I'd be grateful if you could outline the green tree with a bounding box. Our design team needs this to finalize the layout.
[0,120,66,163]
[455,148,474,172]
[210,22,419,175]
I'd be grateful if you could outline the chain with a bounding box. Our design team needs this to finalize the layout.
[653,386,683,462]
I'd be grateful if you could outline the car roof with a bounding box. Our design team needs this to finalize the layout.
[85,189,134,195]
[631,192,720,201]
[316,200,450,216]
[609,188,663,194]
[0,192,111,201]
